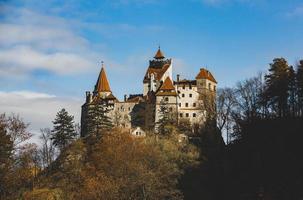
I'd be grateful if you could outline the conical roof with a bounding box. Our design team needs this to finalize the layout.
[95,67,111,92]
[159,77,175,90]
[154,47,165,59]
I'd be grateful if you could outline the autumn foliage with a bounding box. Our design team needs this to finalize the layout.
[24,129,199,199]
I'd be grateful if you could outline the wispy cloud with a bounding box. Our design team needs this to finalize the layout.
[0,6,99,78]
[0,90,81,134]
[286,4,303,18]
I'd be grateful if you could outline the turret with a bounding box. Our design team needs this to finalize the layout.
[86,91,92,103]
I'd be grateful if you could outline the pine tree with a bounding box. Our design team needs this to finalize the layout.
[264,58,291,117]
[296,60,303,117]
[288,66,296,116]
[87,99,113,137]
[51,108,76,150]
[156,100,176,136]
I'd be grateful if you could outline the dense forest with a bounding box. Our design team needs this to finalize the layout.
[0,57,303,200]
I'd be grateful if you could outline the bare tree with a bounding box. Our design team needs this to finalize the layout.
[216,88,236,144]
[39,128,56,168]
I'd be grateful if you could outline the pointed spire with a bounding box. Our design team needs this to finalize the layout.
[154,46,165,59]
[95,61,111,92]
[159,77,175,90]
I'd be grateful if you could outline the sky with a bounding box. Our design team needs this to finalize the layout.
[0,0,303,140]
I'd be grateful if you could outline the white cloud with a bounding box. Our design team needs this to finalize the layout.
[0,7,99,77]
[0,46,95,75]
[0,90,82,139]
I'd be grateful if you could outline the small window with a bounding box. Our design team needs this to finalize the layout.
[193,103,196,107]
[193,113,196,117]
[185,103,188,107]
[186,113,189,117]
[169,107,173,112]
[179,103,181,107]
[128,107,131,111]
[189,94,192,97]
[136,132,138,135]
[180,113,183,117]
[182,94,185,97]
[189,85,192,89]
[165,97,169,101]
[182,85,185,89]
[214,86,216,91]
[208,83,211,90]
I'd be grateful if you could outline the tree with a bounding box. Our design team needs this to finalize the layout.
[130,103,146,128]
[24,130,200,200]
[51,108,76,151]
[296,60,303,116]
[264,58,291,117]
[288,66,297,116]
[177,118,192,136]
[39,128,56,168]
[0,116,13,198]
[216,87,236,144]
[86,99,113,137]
[156,100,177,136]
[0,113,33,199]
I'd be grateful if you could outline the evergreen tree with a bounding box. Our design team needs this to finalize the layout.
[264,58,291,117]
[296,60,303,117]
[156,100,176,136]
[87,99,113,137]
[51,108,76,150]
[288,66,296,116]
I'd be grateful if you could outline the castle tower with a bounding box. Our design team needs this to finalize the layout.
[81,63,117,137]
[143,47,173,96]
[155,76,178,132]
[195,68,217,120]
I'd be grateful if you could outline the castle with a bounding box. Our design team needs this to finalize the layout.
[81,48,217,137]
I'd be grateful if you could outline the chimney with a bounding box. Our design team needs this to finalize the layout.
[86,91,92,103]
[124,94,127,102]
[177,74,180,82]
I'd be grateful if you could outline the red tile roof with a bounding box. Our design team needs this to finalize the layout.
[156,77,177,96]
[144,63,170,82]
[159,77,175,90]
[195,68,217,83]
[95,67,111,92]
[154,48,165,59]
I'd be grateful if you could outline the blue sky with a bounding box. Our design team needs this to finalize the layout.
[0,0,303,135]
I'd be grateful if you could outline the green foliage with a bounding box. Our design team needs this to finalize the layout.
[156,100,177,136]
[86,99,113,137]
[264,58,292,117]
[51,108,76,150]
